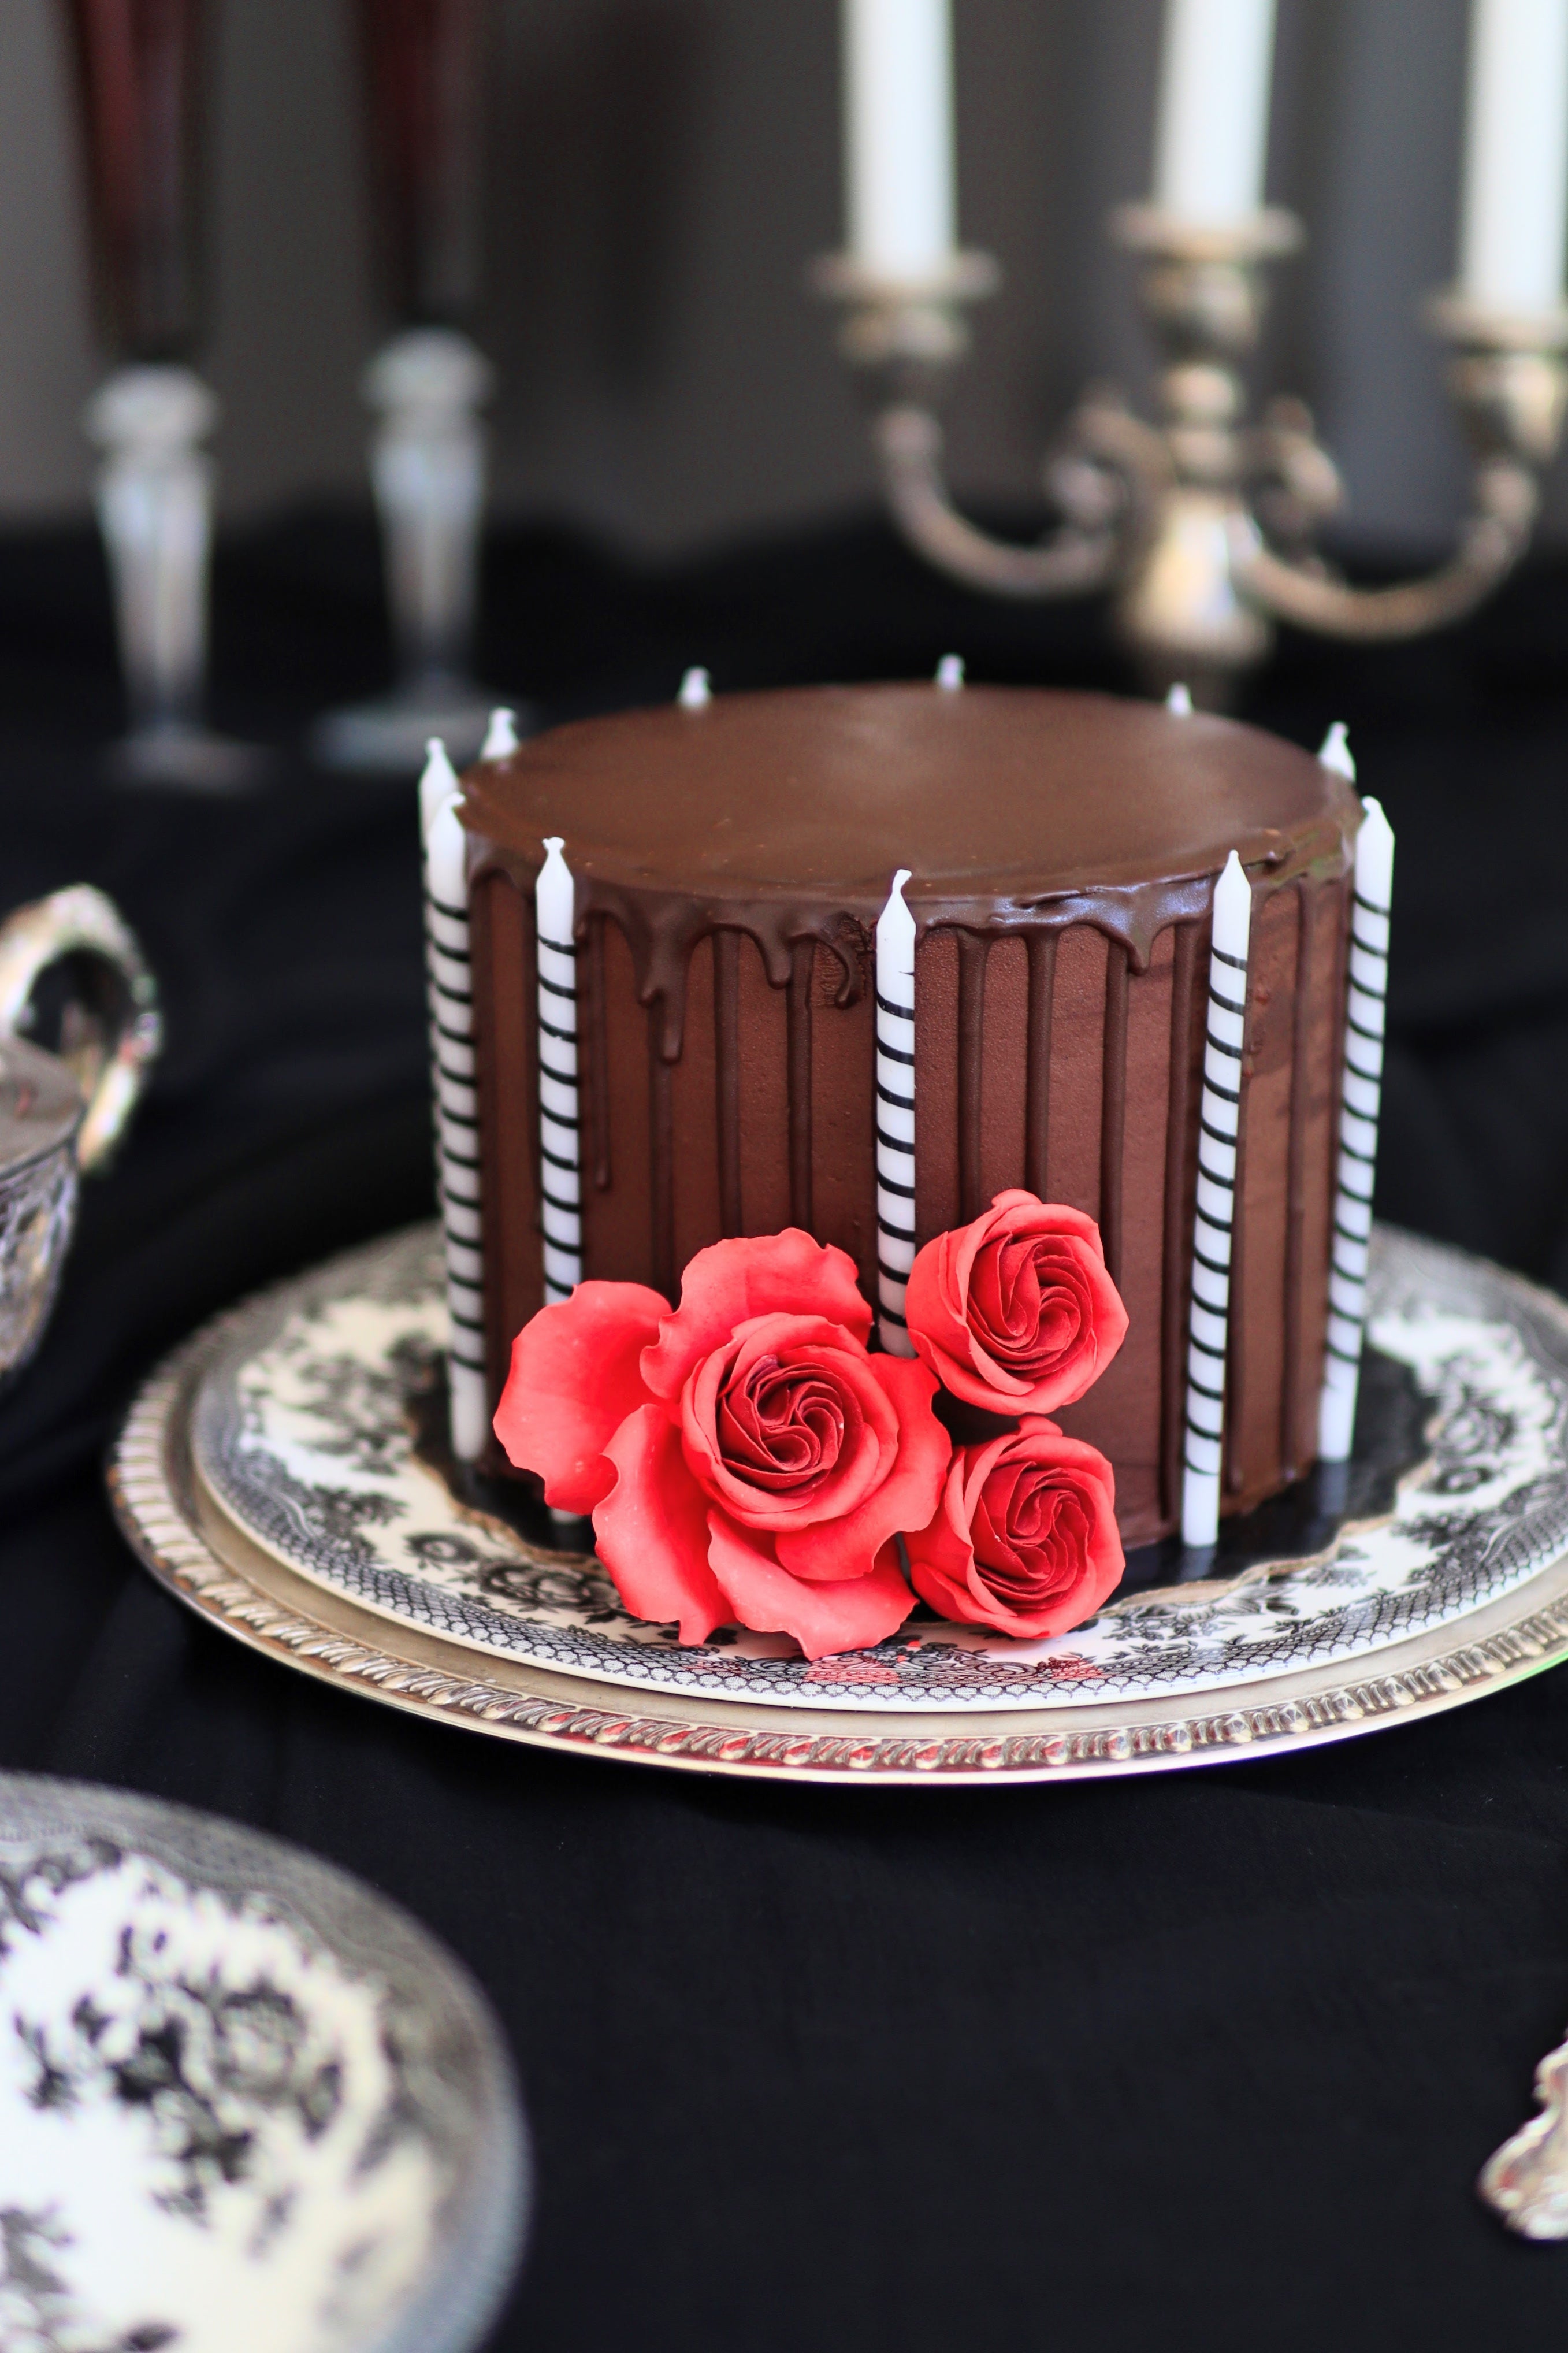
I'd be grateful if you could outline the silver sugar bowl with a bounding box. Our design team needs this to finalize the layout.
[0,885,161,1386]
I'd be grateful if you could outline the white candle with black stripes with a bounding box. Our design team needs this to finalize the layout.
[421,762,488,1464]
[1181,848,1253,1549]
[536,837,582,1303]
[875,868,918,1356]
[1318,795,1395,1461]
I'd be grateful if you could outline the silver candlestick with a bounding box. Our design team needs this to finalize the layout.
[313,328,521,774]
[813,206,1568,704]
[84,366,263,790]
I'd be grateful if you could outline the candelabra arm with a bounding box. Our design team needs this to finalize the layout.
[1233,306,1568,643]
[1233,455,1540,640]
[871,399,1154,600]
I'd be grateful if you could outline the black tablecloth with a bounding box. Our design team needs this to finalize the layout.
[6,509,1568,2350]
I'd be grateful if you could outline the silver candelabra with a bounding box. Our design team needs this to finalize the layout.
[814,205,1568,703]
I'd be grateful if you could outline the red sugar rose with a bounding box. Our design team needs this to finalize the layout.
[904,1188,1128,1415]
[493,1229,949,1660]
[904,1416,1125,1639]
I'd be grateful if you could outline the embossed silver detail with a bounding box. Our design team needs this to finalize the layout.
[1480,2029,1568,2237]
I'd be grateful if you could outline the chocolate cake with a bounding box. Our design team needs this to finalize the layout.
[454,681,1359,1547]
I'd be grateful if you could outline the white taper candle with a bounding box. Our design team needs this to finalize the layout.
[481,707,519,760]
[875,868,918,1356]
[842,0,956,277]
[422,768,488,1464]
[1318,797,1395,1462]
[1153,0,1277,226]
[1459,0,1568,313]
[536,837,582,1304]
[419,734,460,838]
[1181,849,1254,1547]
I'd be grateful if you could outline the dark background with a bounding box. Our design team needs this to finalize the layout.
[3,510,1568,2347]
[6,0,1567,560]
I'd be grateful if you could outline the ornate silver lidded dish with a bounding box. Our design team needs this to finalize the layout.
[0,882,162,1387]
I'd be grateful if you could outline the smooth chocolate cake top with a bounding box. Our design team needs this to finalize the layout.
[461,683,1355,904]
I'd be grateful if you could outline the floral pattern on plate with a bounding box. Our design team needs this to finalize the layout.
[187,1223,1568,1713]
[0,1777,525,2353]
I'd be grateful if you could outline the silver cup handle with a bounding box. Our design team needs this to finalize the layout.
[0,886,162,1172]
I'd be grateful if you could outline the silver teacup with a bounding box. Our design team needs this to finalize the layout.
[0,885,161,1386]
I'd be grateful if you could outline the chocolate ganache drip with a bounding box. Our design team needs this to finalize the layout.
[462,684,1357,1542]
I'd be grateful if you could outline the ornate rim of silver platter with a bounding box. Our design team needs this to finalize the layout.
[108,1220,1568,1786]
[0,1771,528,2353]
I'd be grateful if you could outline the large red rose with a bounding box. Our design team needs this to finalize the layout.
[904,1188,1128,1414]
[493,1230,949,1660]
[905,1416,1124,1638]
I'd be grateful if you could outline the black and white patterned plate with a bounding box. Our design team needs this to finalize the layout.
[0,1775,526,2353]
[108,1222,1568,1781]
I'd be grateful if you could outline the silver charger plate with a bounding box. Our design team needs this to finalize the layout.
[0,1773,527,2353]
[110,1221,1568,1782]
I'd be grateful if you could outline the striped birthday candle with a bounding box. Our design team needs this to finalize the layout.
[875,869,917,1356]
[1318,795,1395,1461]
[1181,849,1253,1548]
[536,837,583,1304]
[422,768,488,1463]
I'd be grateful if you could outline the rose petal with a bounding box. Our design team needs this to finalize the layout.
[905,1190,1127,1415]
[898,1450,976,1617]
[706,1512,915,1661]
[774,1350,948,1582]
[493,1280,668,1512]
[592,1404,727,1646]
[905,1416,1123,1639]
[681,1313,898,1536]
[641,1229,871,1400]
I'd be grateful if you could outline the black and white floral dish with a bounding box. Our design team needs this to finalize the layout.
[109,1222,1568,1782]
[0,1775,527,2353]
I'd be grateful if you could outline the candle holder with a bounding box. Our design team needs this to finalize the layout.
[313,0,519,775]
[84,364,261,789]
[60,0,263,788]
[812,206,1568,703]
[311,326,514,773]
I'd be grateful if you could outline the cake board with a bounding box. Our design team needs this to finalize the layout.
[108,1222,1568,1785]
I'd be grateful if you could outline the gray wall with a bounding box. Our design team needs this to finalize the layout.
[1,0,1550,554]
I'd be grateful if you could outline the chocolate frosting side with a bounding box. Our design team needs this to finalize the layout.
[462,682,1359,1539]
[462,684,1357,1061]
